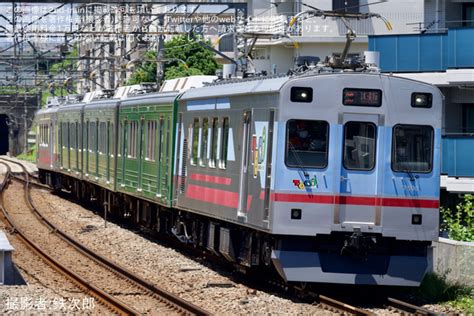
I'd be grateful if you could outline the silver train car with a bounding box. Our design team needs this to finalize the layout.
[174,72,442,286]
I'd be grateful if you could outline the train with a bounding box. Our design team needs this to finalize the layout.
[35,70,442,287]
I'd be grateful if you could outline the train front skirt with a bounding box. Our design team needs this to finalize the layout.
[271,249,428,286]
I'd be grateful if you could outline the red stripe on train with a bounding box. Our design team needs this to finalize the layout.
[186,184,239,208]
[186,184,252,209]
[185,185,439,209]
[189,173,232,185]
[273,193,438,208]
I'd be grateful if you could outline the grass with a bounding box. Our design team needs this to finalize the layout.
[414,273,474,313]
[16,146,36,163]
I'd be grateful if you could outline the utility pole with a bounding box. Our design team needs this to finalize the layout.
[156,13,165,86]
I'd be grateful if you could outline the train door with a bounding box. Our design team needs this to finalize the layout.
[138,117,144,191]
[237,109,273,222]
[49,122,54,167]
[67,122,71,170]
[106,121,111,182]
[237,111,252,218]
[336,113,382,228]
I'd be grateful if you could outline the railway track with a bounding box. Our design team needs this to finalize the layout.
[313,293,437,315]
[387,297,437,315]
[316,294,375,315]
[2,158,440,315]
[0,158,210,316]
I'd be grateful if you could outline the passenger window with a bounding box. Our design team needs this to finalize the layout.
[286,119,329,168]
[89,121,97,152]
[146,120,157,161]
[199,118,209,167]
[343,121,376,171]
[219,117,230,169]
[99,122,107,154]
[209,117,219,168]
[85,121,89,152]
[392,124,433,173]
[190,118,200,165]
[70,122,76,150]
[127,121,138,158]
[109,123,114,157]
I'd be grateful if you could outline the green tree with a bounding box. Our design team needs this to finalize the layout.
[127,51,158,84]
[49,46,78,74]
[163,35,219,80]
[127,35,219,83]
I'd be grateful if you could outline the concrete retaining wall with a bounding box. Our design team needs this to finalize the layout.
[429,237,474,287]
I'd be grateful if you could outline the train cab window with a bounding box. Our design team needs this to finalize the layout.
[286,119,329,168]
[209,117,219,168]
[190,118,200,165]
[343,122,376,171]
[199,118,209,167]
[392,124,433,173]
[219,117,230,169]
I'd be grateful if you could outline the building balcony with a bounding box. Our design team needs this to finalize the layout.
[368,27,474,72]
[442,135,474,177]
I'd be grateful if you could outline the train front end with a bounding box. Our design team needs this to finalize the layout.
[269,73,442,286]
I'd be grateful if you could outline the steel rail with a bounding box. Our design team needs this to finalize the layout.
[387,297,437,315]
[0,161,140,315]
[1,158,211,316]
[318,295,375,315]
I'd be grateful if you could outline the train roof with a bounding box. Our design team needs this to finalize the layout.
[180,76,289,101]
[36,105,59,115]
[180,72,443,102]
[84,98,120,110]
[120,91,179,107]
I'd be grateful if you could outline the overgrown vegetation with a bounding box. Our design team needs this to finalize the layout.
[16,145,36,162]
[441,194,474,242]
[127,35,219,84]
[413,273,474,313]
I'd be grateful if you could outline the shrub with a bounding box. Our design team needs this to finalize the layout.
[440,194,474,242]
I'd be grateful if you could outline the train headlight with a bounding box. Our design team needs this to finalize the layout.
[412,214,422,225]
[291,87,313,103]
[411,93,432,108]
[291,208,302,220]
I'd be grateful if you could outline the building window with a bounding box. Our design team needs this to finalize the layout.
[190,118,200,165]
[200,118,209,167]
[286,119,329,169]
[392,125,433,173]
[219,117,230,169]
[343,121,376,171]
[145,120,157,161]
[333,0,359,13]
[463,4,474,27]
[209,117,219,168]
